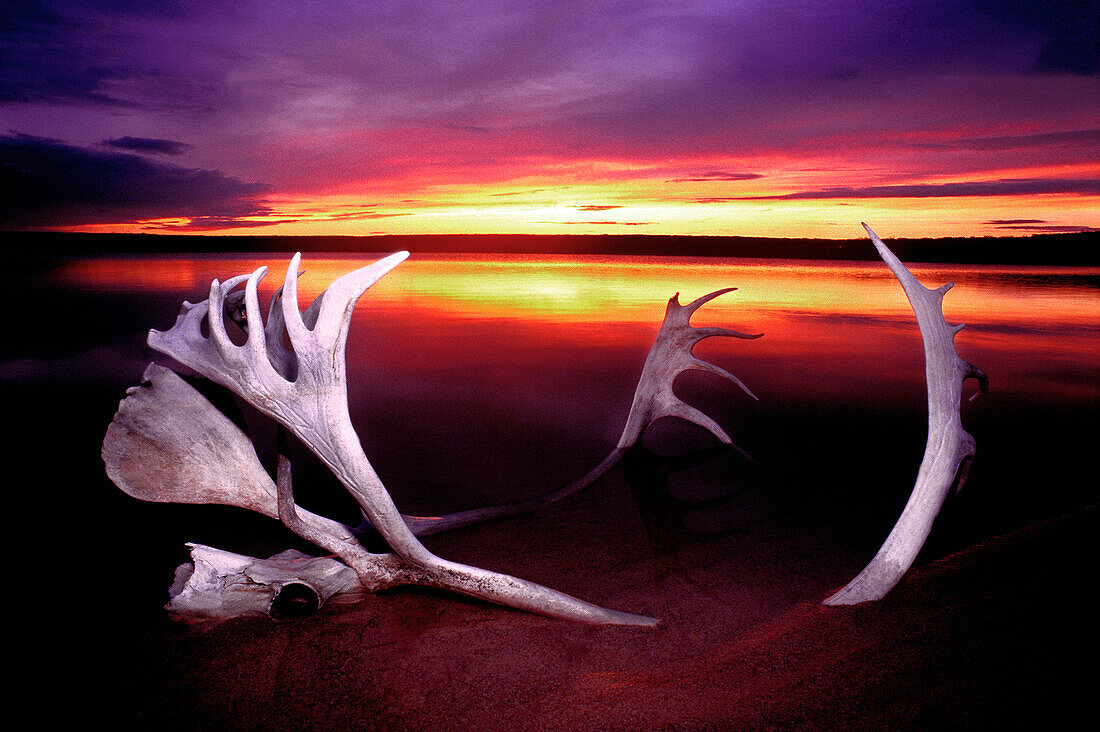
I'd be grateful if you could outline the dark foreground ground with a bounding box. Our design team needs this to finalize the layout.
[101,505,1092,731]
[11,374,1093,730]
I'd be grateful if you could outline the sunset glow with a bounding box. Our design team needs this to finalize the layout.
[2,2,1097,239]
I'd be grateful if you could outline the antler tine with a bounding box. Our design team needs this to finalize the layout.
[279,251,409,363]
[205,266,282,387]
[678,291,764,347]
[684,355,759,402]
[659,395,735,445]
[280,253,311,350]
[224,277,299,379]
[966,361,990,401]
[263,285,296,379]
[315,251,409,339]
[691,325,763,343]
[241,265,270,363]
[683,287,737,313]
[149,273,252,378]
[257,268,310,380]
[206,275,234,361]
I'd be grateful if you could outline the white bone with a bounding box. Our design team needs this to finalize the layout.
[166,544,365,622]
[105,286,759,619]
[102,362,387,566]
[824,224,988,605]
[141,252,656,625]
[618,289,760,450]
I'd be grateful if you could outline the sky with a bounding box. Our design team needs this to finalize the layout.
[1,0,1097,239]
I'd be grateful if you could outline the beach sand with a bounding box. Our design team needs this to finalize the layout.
[16,378,1091,730]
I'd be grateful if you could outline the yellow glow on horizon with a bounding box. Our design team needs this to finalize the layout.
[49,154,1100,239]
[56,253,1100,336]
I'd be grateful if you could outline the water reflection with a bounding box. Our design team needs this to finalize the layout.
[51,253,1100,409]
[54,253,1100,323]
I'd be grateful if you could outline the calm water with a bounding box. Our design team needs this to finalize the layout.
[6,252,1097,545]
[33,252,1100,405]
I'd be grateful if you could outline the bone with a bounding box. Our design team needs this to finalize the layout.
[136,252,657,625]
[824,224,988,606]
[165,543,366,622]
[393,287,762,536]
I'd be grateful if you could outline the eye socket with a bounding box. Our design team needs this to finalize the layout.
[270,582,320,618]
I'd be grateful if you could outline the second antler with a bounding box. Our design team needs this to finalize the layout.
[396,287,762,537]
[824,225,988,605]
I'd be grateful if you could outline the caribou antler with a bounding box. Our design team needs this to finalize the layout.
[824,224,988,605]
[619,289,760,450]
[136,252,656,625]
[396,288,761,537]
[105,253,758,621]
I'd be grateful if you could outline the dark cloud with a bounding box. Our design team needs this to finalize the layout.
[0,133,271,229]
[0,3,136,106]
[924,129,1100,151]
[691,1,1097,80]
[101,136,192,155]
[490,189,553,197]
[321,211,413,221]
[723,178,1100,201]
[980,0,1098,74]
[667,172,763,183]
[987,219,1098,233]
[8,1,1092,122]
[146,216,296,232]
[0,2,220,109]
[557,220,652,226]
[983,217,1100,233]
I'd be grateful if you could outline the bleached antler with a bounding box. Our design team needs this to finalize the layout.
[619,289,760,449]
[396,288,761,537]
[825,224,988,605]
[141,252,656,625]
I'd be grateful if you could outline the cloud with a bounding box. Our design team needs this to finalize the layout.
[721,178,1100,201]
[0,3,210,108]
[555,220,652,226]
[318,210,413,221]
[0,133,271,229]
[1,1,1095,232]
[101,136,192,155]
[145,216,296,232]
[923,129,1100,151]
[576,205,622,211]
[985,219,1098,233]
[490,189,551,196]
[667,171,763,183]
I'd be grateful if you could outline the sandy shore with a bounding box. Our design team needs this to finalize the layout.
[50,453,1091,729]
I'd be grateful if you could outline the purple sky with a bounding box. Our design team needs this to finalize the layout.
[1,1,1097,237]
